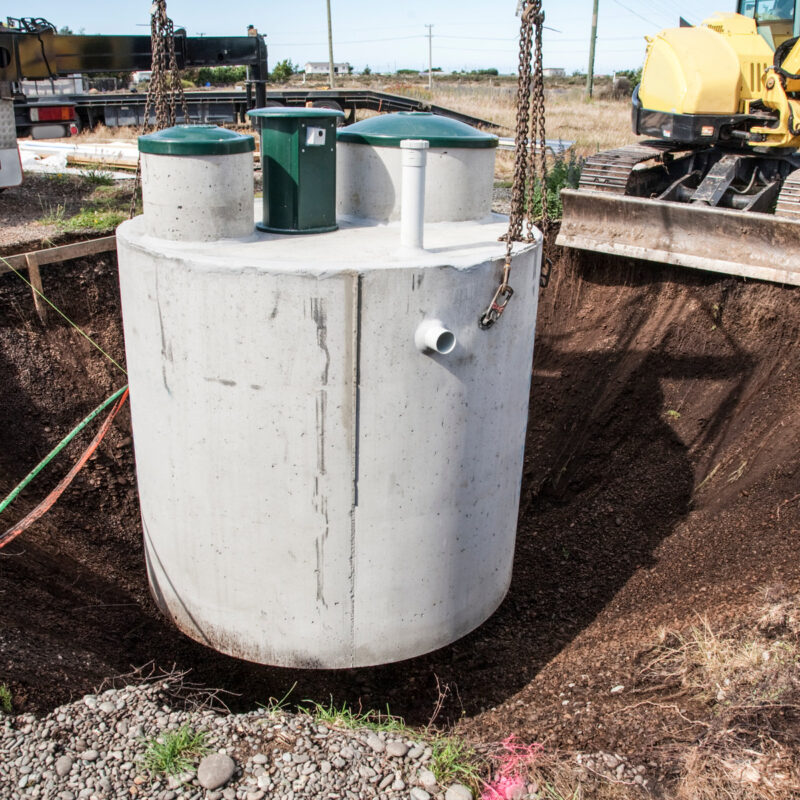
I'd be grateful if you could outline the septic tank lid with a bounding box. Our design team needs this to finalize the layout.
[248,107,345,120]
[336,112,498,149]
[138,125,255,156]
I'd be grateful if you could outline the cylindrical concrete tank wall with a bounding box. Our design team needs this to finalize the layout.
[117,117,542,668]
[336,112,498,223]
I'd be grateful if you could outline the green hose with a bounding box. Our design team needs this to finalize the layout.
[0,385,129,517]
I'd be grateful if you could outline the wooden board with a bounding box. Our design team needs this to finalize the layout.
[0,235,117,275]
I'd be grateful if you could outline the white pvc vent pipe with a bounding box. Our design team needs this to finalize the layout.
[400,139,429,249]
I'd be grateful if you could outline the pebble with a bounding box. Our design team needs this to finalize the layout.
[55,755,74,777]
[418,768,438,791]
[386,741,409,757]
[197,753,236,790]
[445,783,473,800]
[0,679,466,800]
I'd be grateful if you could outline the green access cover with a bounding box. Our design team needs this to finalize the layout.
[336,111,498,148]
[139,124,255,156]
[248,107,346,120]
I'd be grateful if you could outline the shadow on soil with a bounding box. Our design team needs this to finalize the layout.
[0,251,757,724]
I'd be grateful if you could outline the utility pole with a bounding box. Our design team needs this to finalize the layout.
[326,0,335,89]
[426,24,433,91]
[586,0,599,98]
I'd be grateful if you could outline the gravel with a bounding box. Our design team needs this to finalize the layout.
[0,679,476,800]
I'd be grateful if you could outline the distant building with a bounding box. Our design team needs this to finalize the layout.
[543,67,566,78]
[304,62,351,76]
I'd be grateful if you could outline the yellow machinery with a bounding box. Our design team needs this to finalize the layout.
[557,1,800,285]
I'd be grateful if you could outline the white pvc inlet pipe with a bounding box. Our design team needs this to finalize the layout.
[415,319,456,355]
[400,139,429,249]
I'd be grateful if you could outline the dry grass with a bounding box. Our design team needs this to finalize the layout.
[640,587,800,800]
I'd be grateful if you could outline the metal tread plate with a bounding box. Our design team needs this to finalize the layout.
[776,168,800,220]
[578,141,679,194]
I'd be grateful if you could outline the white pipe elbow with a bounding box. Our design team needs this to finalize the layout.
[415,319,456,355]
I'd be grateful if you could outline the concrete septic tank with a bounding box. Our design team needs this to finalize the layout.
[116,122,542,668]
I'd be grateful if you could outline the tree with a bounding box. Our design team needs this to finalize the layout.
[58,25,73,35]
[271,59,296,83]
[363,65,372,76]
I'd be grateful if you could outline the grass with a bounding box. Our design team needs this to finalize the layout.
[299,697,408,734]
[140,725,209,777]
[36,176,135,233]
[80,167,115,186]
[640,592,800,799]
[0,684,12,714]
[428,736,484,792]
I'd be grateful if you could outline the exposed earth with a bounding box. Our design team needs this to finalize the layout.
[0,215,798,797]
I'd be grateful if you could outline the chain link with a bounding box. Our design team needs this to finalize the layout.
[130,0,189,219]
[479,0,548,330]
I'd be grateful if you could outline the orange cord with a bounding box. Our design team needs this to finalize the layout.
[0,389,130,549]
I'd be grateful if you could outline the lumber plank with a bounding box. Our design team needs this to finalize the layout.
[0,235,117,275]
[25,253,47,324]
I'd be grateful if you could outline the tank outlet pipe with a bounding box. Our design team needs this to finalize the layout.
[415,319,456,355]
[400,139,429,250]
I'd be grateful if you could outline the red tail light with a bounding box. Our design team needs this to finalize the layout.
[30,106,75,122]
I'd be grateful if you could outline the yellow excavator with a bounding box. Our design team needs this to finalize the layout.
[557,0,800,285]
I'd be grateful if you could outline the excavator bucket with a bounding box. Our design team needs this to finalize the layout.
[557,188,800,287]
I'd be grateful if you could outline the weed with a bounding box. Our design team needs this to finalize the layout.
[528,148,584,220]
[666,409,681,419]
[258,681,297,714]
[429,736,483,793]
[39,202,67,226]
[63,208,126,231]
[300,698,408,734]
[0,684,12,714]
[140,725,209,776]
[81,167,115,186]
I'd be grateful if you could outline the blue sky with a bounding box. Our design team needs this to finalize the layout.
[27,0,732,74]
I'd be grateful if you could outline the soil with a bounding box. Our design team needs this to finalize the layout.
[0,231,798,783]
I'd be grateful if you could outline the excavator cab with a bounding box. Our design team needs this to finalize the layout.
[739,0,797,48]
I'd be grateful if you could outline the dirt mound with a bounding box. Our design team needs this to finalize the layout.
[0,244,798,763]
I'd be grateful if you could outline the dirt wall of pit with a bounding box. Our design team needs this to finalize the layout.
[0,243,797,742]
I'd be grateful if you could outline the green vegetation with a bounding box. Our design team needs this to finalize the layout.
[80,167,115,186]
[666,409,681,419]
[0,684,12,714]
[271,59,296,83]
[299,698,408,734]
[530,149,585,220]
[195,66,247,86]
[141,725,209,776]
[429,736,484,793]
[37,176,136,233]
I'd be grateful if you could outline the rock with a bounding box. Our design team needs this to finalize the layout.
[365,732,385,753]
[610,685,625,694]
[80,750,99,762]
[408,744,425,759]
[445,783,473,800]
[197,753,236,790]
[98,702,116,714]
[55,756,73,778]
[419,769,438,791]
[386,741,409,758]
[252,753,268,765]
[411,789,432,800]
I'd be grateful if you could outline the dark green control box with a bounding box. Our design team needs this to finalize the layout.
[248,107,344,234]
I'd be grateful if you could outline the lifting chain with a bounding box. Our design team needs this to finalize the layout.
[130,0,189,218]
[479,0,549,330]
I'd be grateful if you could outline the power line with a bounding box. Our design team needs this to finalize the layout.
[611,0,663,27]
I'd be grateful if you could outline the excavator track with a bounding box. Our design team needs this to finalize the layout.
[775,168,800,220]
[577,141,680,195]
